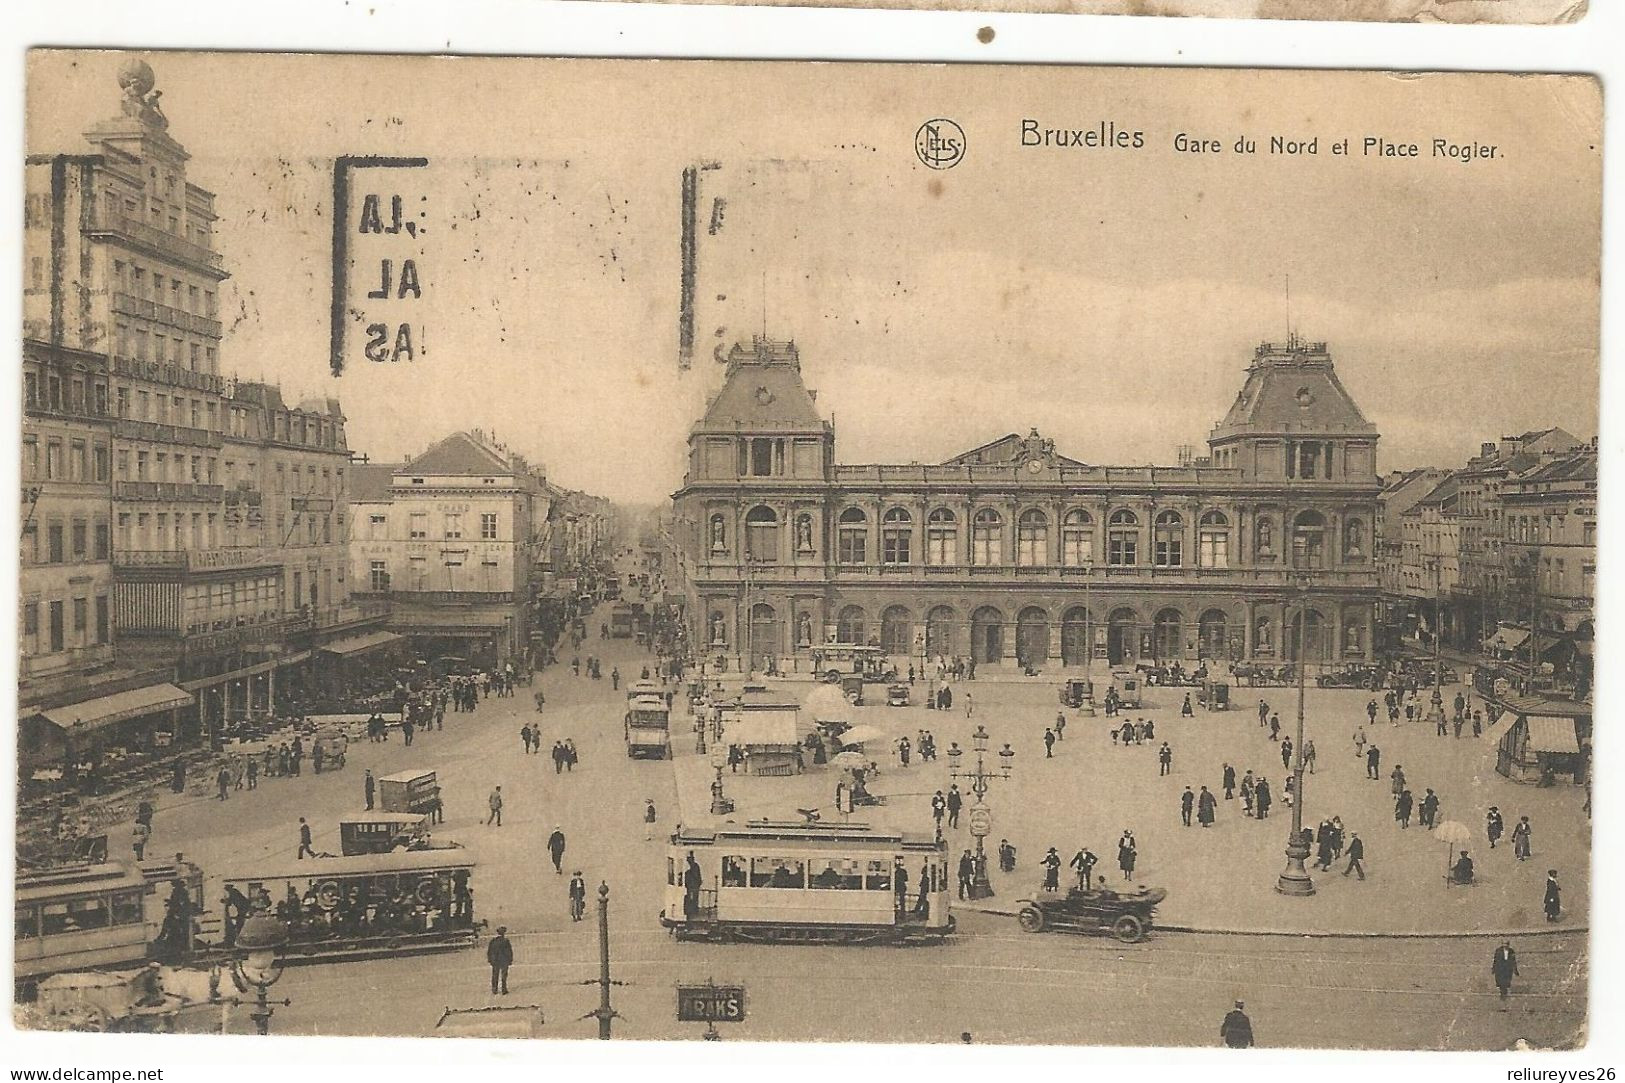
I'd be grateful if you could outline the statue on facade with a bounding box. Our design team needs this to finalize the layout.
[796,514,813,552]
[117,59,169,130]
[796,611,812,647]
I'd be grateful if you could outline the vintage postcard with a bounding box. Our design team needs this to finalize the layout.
[15,52,1597,1051]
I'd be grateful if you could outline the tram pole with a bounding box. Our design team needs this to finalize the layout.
[594,881,617,1039]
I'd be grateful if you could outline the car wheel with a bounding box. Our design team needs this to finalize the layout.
[1112,913,1145,942]
[1017,906,1045,933]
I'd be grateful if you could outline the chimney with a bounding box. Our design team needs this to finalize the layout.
[1481,442,1497,460]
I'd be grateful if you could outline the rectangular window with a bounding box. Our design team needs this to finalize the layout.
[409,513,428,539]
[370,561,389,591]
[1199,531,1229,569]
[481,513,498,540]
[444,513,463,539]
[22,603,39,653]
[750,857,806,889]
[47,524,64,563]
[45,440,61,480]
[1108,531,1137,567]
[95,596,109,644]
[69,441,87,482]
[70,521,87,560]
[94,444,110,481]
[22,436,38,480]
[72,597,88,636]
[48,600,65,652]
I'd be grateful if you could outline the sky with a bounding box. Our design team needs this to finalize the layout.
[26,52,1601,503]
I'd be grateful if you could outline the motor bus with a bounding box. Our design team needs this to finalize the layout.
[219,849,481,962]
[625,694,672,759]
[609,604,636,638]
[15,857,203,997]
[811,644,899,684]
[660,821,953,944]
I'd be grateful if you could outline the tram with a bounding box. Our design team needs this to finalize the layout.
[659,821,954,944]
[14,857,204,997]
[219,849,482,961]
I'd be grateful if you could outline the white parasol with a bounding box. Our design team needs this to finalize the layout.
[804,683,853,725]
[1433,820,1472,876]
[830,750,868,770]
[838,724,887,746]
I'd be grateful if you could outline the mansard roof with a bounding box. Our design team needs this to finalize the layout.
[403,431,514,476]
[1210,338,1376,441]
[695,338,828,432]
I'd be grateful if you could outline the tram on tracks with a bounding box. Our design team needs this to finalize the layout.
[14,857,204,998]
[659,821,954,945]
[219,849,482,962]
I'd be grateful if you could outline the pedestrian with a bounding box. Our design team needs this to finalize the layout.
[1258,699,1269,727]
[364,769,375,810]
[1070,846,1097,889]
[1544,870,1561,922]
[1055,712,1066,741]
[893,860,910,912]
[1117,831,1137,880]
[552,741,565,774]
[487,926,513,994]
[966,692,974,718]
[1220,1001,1254,1048]
[898,736,912,768]
[487,787,503,827]
[234,755,246,790]
[297,817,315,859]
[1040,847,1061,893]
[1419,788,1440,830]
[1343,832,1365,880]
[1302,739,1316,774]
[1391,764,1406,796]
[312,744,325,774]
[959,849,976,899]
[564,739,578,771]
[246,756,258,790]
[1395,788,1413,829]
[569,872,587,921]
[1044,729,1056,759]
[521,724,534,754]
[1366,744,1381,780]
[1240,772,1255,816]
[132,820,150,861]
[1486,807,1505,849]
[931,790,946,832]
[1366,699,1378,726]
[1513,816,1533,860]
[1255,777,1272,820]
[1353,726,1367,759]
[1000,838,1018,874]
[1158,742,1173,776]
[1268,713,1281,741]
[1491,941,1518,1003]
[1197,785,1216,828]
[547,826,567,874]
[216,766,231,801]
[946,785,963,829]
[1181,786,1195,827]
[644,798,657,841]
[1222,762,1236,800]
[1280,737,1293,771]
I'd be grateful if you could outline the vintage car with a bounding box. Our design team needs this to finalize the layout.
[1316,663,1383,690]
[1058,678,1093,709]
[840,675,865,706]
[1109,670,1143,708]
[1015,884,1167,943]
[885,683,910,707]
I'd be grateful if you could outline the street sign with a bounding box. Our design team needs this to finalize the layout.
[968,807,992,837]
[676,984,747,1023]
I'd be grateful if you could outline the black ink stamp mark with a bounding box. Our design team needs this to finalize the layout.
[329,155,428,377]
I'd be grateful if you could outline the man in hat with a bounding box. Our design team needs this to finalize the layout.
[1159,742,1173,776]
[547,826,567,874]
[1070,846,1097,890]
[1180,786,1195,827]
[1343,832,1365,880]
[1220,1001,1254,1048]
[569,872,588,921]
[958,849,977,899]
[946,785,963,829]
[487,926,513,994]
[363,768,375,811]
[1491,940,1518,1003]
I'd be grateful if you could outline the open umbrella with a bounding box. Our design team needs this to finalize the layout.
[804,683,853,725]
[830,750,868,770]
[839,724,887,746]
[1433,820,1472,878]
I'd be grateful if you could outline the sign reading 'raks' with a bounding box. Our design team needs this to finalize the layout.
[676,985,747,1023]
[330,155,430,376]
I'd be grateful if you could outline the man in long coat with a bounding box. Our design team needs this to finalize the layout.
[1197,785,1217,828]
[1491,941,1518,1002]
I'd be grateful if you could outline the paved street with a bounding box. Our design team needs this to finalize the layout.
[114,614,1589,1049]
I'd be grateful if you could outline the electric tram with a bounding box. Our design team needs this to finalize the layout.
[660,821,954,944]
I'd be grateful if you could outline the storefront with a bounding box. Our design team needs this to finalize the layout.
[22,681,194,796]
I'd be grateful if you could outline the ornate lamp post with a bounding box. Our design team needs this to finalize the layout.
[1276,573,1315,896]
[947,725,1015,900]
[1425,552,1446,726]
[232,912,290,1035]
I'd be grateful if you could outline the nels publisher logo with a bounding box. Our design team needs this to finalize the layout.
[916,118,966,170]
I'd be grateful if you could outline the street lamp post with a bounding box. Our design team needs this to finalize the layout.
[1275,575,1315,897]
[947,725,1015,900]
[1080,560,1096,715]
[1425,552,1445,726]
[232,912,290,1035]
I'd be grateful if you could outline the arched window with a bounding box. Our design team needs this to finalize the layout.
[1199,510,1230,568]
[745,505,778,563]
[1153,511,1183,568]
[972,509,1003,566]
[925,605,955,656]
[1016,509,1048,566]
[1062,509,1094,566]
[1293,511,1327,569]
[881,605,913,655]
[881,507,912,565]
[1108,509,1138,567]
[1344,517,1366,561]
[708,513,727,554]
[926,508,958,565]
[837,507,867,564]
[836,605,867,645]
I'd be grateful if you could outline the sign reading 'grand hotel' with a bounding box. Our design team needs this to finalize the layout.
[673,335,1382,672]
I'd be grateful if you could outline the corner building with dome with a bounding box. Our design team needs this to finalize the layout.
[671,336,1383,675]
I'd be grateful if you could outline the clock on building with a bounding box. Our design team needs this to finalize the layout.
[1026,458,1044,474]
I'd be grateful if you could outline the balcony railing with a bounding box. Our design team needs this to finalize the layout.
[85,208,225,273]
[111,292,223,338]
[115,418,223,449]
[181,613,313,656]
[114,480,225,502]
[310,600,392,628]
[114,547,281,572]
[351,590,516,605]
[111,355,226,394]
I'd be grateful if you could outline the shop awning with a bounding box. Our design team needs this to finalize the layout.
[1485,626,1530,652]
[320,630,404,657]
[41,683,192,734]
[725,710,801,747]
[1525,715,1580,755]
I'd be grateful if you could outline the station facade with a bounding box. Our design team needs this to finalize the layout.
[672,336,1383,673]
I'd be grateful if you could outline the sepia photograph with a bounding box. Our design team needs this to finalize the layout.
[12,50,1600,1055]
